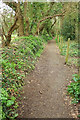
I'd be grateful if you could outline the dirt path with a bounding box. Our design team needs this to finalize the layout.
[18,40,77,118]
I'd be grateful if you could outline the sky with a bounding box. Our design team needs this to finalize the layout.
[0,1,14,14]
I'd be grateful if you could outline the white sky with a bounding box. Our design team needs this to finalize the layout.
[0,1,15,14]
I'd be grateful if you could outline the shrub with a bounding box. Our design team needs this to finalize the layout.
[1,35,45,119]
[61,15,76,41]
[67,74,80,104]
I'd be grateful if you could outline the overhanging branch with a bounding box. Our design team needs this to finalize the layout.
[35,12,65,35]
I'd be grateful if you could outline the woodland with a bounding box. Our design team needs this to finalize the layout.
[0,1,80,119]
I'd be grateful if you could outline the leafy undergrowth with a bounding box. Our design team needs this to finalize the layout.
[55,36,80,118]
[61,41,78,66]
[55,37,78,67]
[41,34,53,41]
[1,35,47,119]
[67,74,80,104]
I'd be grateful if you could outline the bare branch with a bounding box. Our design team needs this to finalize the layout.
[51,18,56,29]
[2,16,19,46]
[8,16,18,35]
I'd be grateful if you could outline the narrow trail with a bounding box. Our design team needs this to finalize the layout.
[18,40,77,118]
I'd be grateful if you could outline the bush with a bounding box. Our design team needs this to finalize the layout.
[67,74,80,104]
[61,15,76,41]
[1,35,45,119]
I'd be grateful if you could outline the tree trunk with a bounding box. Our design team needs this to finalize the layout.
[5,34,11,46]
[2,16,19,46]
[35,22,45,35]
[17,2,24,36]
[4,2,24,36]
[24,2,29,36]
[18,16,24,36]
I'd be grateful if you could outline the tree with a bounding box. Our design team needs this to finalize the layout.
[61,3,78,41]
[4,2,29,36]
[53,2,78,40]
[1,1,65,46]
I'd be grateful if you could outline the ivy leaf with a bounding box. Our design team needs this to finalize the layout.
[7,100,14,107]
[73,77,77,82]
[11,96,16,101]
